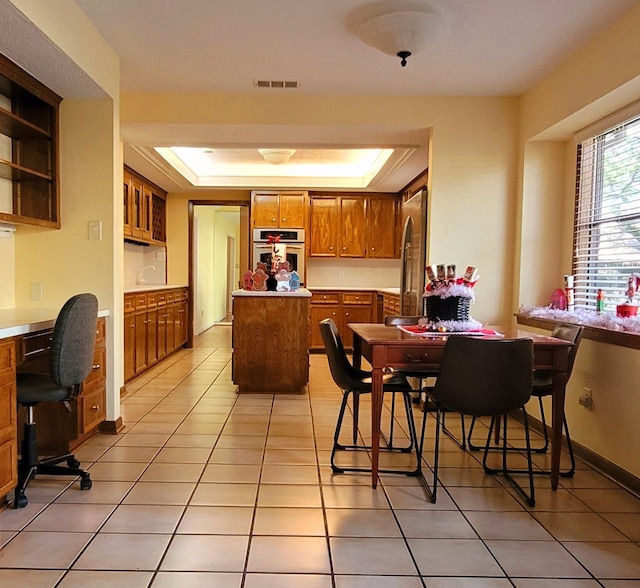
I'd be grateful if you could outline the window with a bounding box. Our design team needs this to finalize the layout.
[573,115,640,311]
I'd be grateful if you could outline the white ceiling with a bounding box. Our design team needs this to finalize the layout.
[26,0,640,192]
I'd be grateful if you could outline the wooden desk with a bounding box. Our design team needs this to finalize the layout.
[348,323,573,491]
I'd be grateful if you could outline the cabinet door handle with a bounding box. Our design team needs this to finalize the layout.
[329,246,333,250]
[282,217,287,222]
[342,246,346,251]
[371,247,376,251]
[91,405,100,411]
[271,217,277,222]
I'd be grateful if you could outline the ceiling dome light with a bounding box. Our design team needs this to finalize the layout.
[349,0,448,67]
[258,148,296,165]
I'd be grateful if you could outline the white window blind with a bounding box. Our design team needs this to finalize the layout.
[573,115,640,311]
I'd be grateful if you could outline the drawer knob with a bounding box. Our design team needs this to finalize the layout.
[405,353,429,363]
[282,217,287,222]
[329,246,333,250]
[92,364,101,370]
[91,405,100,411]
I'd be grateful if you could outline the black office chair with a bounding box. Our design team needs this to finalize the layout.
[420,336,536,506]
[319,318,420,476]
[467,323,583,477]
[14,293,98,508]
[384,314,468,450]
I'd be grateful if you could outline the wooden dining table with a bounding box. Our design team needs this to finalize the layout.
[348,323,574,491]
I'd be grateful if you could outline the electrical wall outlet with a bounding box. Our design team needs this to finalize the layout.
[579,387,593,409]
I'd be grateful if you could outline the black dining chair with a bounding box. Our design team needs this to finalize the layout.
[14,293,98,508]
[419,335,536,506]
[467,323,583,477]
[384,314,468,450]
[319,318,421,476]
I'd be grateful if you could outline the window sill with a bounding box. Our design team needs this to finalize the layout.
[516,314,640,351]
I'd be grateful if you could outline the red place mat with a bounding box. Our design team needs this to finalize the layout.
[398,325,504,338]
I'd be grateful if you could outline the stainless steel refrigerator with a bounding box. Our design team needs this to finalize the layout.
[399,189,428,316]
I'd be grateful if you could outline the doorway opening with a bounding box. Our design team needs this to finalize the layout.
[190,202,250,335]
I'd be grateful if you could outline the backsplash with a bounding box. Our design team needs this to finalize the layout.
[124,242,167,287]
[306,258,400,289]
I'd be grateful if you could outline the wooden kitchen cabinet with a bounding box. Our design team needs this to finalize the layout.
[309,290,373,350]
[0,53,61,229]
[0,339,18,500]
[124,287,189,383]
[381,292,400,322]
[123,166,167,245]
[309,194,399,259]
[251,190,308,228]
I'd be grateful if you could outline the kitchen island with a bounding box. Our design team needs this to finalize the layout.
[231,289,311,393]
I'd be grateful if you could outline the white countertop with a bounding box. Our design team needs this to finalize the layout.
[232,288,312,298]
[0,308,110,339]
[124,284,188,294]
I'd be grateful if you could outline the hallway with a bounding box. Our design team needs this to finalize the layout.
[1,326,639,587]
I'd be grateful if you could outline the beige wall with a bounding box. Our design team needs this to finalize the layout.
[126,94,519,327]
[518,5,640,476]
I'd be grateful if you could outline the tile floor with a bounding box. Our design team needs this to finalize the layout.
[1,325,640,587]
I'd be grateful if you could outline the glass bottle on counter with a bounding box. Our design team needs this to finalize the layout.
[596,289,604,313]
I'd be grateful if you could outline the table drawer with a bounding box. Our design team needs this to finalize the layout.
[385,345,445,370]
[343,292,373,305]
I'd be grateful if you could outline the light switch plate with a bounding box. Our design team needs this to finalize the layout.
[89,220,103,241]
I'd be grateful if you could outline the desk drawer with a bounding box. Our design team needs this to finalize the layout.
[312,292,340,304]
[385,345,445,369]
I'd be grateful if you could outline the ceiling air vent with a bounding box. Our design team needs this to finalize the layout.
[254,80,299,89]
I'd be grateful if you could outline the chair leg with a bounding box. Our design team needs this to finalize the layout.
[331,390,352,472]
[483,412,535,507]
[561,415,576,477]
[352,392,360,445]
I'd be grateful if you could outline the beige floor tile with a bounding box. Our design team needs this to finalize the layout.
[176,505,253,534]
[160,535,249,572]
[25,503,115,532]
[521,488,593,512]
[562,541,640,579]
[101,504,185,533]
[125,422,180,435]
[330,537,417,575]
[73,533,171,571]
[486,539,591,578]
[115,433,172,446]
[190,482,258,506]
[512,580,601,588]
[384,483,457,510]
[253,507,325,535]
[57,570,154,587]
[208,447,264,464]
[244,573,332,588]
[122,481,196,505]
[426,579,516,587]
[446,486,529,511]
[263,448,318,465]
[151,571,242,587]
[15,478,71,504]
[394,509,478,539]
[100,446,160,463]
[322,484,393,509]
[139,462,205,482]
[164,434,219,448]
[247,536,331,573]
[201,463,261,483]
[257,484,322,507]
[87,461,148,481]
[0,570,65,587]
[601,512,640,541]
[0,531,92,569]
[261,464,319,484]
[175,422,224,435]
[534,511,629,541]
[326,508,402,537]
[54,480,134,505]
[334,577,424,588]
[569,488,640,513]
[408,538,505,577]
[214,435,266,449]
[464,510,553,540]
[266,435,316,449]
[153,447,212,463]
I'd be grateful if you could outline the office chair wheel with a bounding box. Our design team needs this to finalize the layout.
[67,457,81,469]
[14,493,28,509]
[80,476,92,490]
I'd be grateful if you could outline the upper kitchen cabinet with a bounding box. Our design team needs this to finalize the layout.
[251,190,308,229]
[123,166,166,245]
[309,193,399,259]
[0,53,61,228]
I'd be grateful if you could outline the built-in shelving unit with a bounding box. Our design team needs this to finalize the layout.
[0,53,61,228]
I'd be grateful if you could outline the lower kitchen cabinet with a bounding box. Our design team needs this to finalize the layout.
[0,339,17,499]
[124,287,189,383]
[309,290,373,350]
[381,292,400,322]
